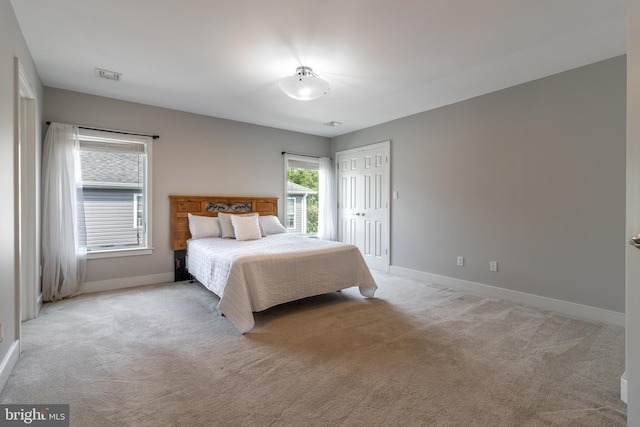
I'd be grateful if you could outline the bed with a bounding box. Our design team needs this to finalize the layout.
[169,195,377,333]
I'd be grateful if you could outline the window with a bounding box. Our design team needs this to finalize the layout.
[78,129,152,257]
[284,155,319,235]
[286,197,296,229]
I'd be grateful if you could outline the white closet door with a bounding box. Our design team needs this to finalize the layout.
[337,141,390,272]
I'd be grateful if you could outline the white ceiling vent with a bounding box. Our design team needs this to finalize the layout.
[95,68,122,81]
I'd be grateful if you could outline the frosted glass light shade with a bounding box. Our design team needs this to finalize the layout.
[279,66,329,101]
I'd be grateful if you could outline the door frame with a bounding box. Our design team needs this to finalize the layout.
[626,0,640,420]
[16,59,40,323]
[336,140,391,272]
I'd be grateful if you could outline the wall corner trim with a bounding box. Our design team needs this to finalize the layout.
[389,266,625,327]
[0,340,20,395]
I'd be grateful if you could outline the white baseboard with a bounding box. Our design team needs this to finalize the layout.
[80,272,174,294]
[621,372,628,404]
[37,292,43,317]
[390,266,625,327]
[0,340,20,395]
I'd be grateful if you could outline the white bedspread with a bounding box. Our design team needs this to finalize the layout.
[187,234,377,333]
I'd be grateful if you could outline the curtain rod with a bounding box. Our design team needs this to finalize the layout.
[281,151,331,159]
[46,121,159,140]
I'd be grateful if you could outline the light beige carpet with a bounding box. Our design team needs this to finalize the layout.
[0,272,626,426]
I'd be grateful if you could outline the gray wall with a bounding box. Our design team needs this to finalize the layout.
[0,0,43,382]
[44,87,330,283]
[332,56,626,313]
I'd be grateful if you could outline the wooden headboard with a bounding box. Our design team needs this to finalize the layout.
[169,195,278,250]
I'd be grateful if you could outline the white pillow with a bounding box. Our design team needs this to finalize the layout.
[218,212,265,239]
[259,215,287,234]
[231,214,263,241]
[188,213,221,239]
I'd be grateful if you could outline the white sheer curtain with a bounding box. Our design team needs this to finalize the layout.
[318,157,337,240]
[42,122,86,301]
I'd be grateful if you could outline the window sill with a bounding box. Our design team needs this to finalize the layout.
[87,247,153,259]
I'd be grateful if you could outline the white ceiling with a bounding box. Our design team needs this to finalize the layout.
[10,0,627,138]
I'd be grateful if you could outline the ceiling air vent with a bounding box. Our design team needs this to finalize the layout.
[95,68,122,81]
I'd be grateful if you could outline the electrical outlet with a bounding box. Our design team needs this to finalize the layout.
[457,256,464,267]
[490,261,498,272]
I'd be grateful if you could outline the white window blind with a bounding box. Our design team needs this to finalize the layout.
[78,130,152,254]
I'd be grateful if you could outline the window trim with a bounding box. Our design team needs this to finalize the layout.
[286,196,296,230]
[78,129,153,259]
[86,247,153,259]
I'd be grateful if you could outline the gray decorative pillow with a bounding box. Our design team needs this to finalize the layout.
[258,215,287,234]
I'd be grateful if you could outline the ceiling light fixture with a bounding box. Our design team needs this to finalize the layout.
[279,66,329,101]
[325,121,343,127]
